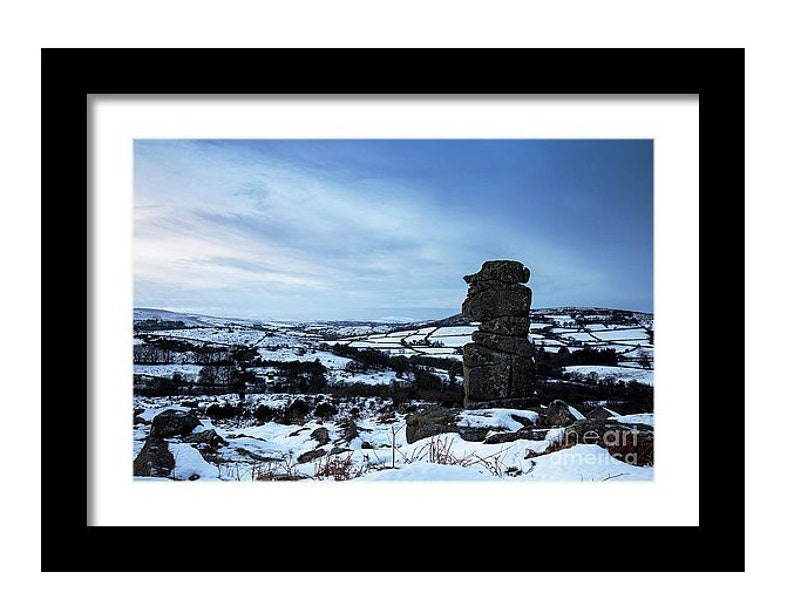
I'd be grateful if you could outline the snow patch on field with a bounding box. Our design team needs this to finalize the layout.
[329,370,402,386]
[360,462,494,481]
[428,335,470,347]
[431,326,478,336]
[169,443,221,480]
[561,331,597,341]
[134,364,204,378]
[518,444,653,481]
[457,408,539,431]
[564,365,654,385]
[611,413,654,427]
[136,403,184,423]
[592,328,650,342]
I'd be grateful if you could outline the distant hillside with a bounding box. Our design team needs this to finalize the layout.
[133,308,207,329]
[134,306,653,332]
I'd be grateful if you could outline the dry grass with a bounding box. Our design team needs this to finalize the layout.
[405,435,513,478]
[313,452,369,481]
[250,453,302,481]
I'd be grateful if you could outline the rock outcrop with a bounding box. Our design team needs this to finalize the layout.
[149,409,201,438]
[462,260,537,409]
[133,437,175,477]
[405,405,491,444]
[562,419,654,466]
[538,399,581,427]
[310,427,330,447]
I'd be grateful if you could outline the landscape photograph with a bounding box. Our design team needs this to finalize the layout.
[132,138,654,482]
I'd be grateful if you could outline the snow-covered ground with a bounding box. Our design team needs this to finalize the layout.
[332,311,653,360]
[561,331,598,342]
[134,394,653,483]
[141,326,266,346]
[134,364,204,379]
[328,369,403,386]
[611,413,654,427]
[563,365,654,385]
[133,307,654,482]
[256,346,351,368]
[592,328,651,342]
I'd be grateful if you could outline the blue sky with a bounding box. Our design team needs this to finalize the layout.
[134,139,653,320]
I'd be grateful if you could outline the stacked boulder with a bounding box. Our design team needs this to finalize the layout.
[462,260,537,409]
[133,408,225,478]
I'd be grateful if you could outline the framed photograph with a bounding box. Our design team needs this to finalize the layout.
[42,48,744,571]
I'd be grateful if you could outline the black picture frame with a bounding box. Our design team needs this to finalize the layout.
[41,48,744,572]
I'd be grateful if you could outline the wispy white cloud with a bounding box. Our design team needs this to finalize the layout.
[134,140,653,319]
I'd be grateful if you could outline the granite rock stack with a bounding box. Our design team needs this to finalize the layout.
[462,260,537,409]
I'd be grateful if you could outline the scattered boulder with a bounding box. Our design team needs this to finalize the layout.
[149,409,201,438]
[254,404,277,423]
[509,413,536,428]
[283,398,312,425]
[563,419,654,466]
[458,426,497,442]
[133,437,175,477]
[310,427,330,447]
[405,406,460,443]
[395,403,418,415]
[586,407,616,420]
[179,400,199,409]
[377,410,397,423]
[483,428,540,444]
[314,401,337,420]
[405,406,490,444]
[361,441,373,450]
[538,400,581,428]
[339,419,359,443]
[297,448,326,464]
[183,429,227,448]
[206,403,244,420]
[461,398,540,410]
[133,408,150,425]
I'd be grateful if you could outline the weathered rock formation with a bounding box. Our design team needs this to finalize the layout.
[462,260,537,409]
[149,409,201,438]
[133,436,175,477]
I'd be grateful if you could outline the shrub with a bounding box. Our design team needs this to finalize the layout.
[314,401,337,420]
[283,398,312,424]
[254,403,277,423]
[206,402,244,420]
[313,452,367,481]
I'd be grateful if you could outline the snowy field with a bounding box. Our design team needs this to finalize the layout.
[563,365,654,385]
[133,307,654,482]
[592,328,651,342]
[333,313,653,364]
[134,364,204,379]
[134,395,653,482]
[139,326,267,347]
